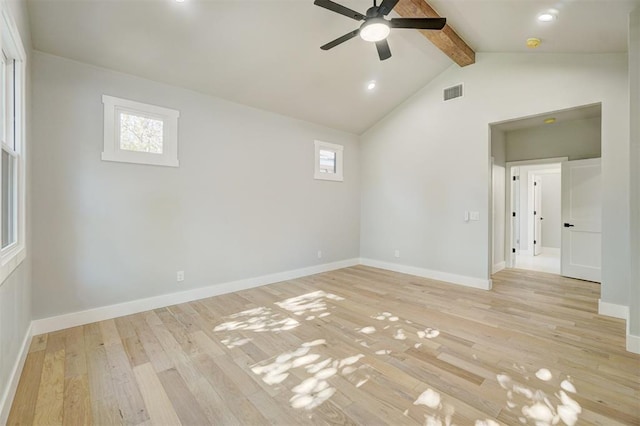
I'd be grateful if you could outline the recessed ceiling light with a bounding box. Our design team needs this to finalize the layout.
[537,10,557,22]
[176,0,186,3]
[544,117,556,124]
[367,81,376,91]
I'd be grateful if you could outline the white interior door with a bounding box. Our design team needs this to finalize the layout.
[533,176,542,256]
[561,158,602,282]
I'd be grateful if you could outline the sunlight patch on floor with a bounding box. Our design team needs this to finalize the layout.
[250,340,369,410]
[497,366,581,426]
[276,290,345,320]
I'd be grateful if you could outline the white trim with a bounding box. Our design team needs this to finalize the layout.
[0,247,25,284]
[492,261,506,274]
[31,258,359,335]
[314,140,343,181]
[597,299,639,354]
[0,6,27,287]
[626,333,640,354]
[0,323,32,425]
[102,95,180,168]
[598,299,629,320]
[359,258,492,290]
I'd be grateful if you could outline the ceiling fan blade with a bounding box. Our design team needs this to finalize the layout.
[313,0,365,21]
[321,29,360,50]
[390,17,446,30]
[376,39,392,61]
[378,0,399,15]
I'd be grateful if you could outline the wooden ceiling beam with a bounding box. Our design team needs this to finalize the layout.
[394,0,475,67]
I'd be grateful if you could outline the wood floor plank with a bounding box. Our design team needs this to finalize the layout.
[104,342,149,424]
[156,368,210,426]
[133,363,182,426]
[8,267,640,425]
[33,339,65,426]
[84,323,121,425]
[6,350,46,425]
[63,375,92,426]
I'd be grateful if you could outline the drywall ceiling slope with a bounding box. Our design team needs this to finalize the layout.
[27,0,636,134]
[428,0,637,53]
[27,0,453,134]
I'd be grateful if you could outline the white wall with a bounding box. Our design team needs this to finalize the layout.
[360,53,629,307]
[506,117,601,162]
[541,173,561,249]
[628,8,639,345]
[0,0,32,422]
[491,129,506,270]
[31,52,360,320]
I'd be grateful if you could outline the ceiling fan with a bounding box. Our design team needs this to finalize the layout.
[313,0,446,61]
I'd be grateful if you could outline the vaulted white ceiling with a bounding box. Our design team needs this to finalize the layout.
[27,0,637,134]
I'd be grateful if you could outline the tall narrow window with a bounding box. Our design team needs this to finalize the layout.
[1,52,17,250]
[0,6,27,284]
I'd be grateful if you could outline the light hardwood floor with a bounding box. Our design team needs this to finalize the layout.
[8,266,640,425]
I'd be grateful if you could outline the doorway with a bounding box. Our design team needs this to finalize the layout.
[507,160,562,274]
[489,103,602,281]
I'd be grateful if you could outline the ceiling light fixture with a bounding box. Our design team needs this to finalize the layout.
[537,13,554,22]
[359,18,390,42]
[537,10,558,22]
[175,0,186,3]
[367,81,376,90]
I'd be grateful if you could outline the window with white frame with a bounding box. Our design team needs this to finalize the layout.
[0,6,27,282]
[102,95,180,167]
[314,140,343,181]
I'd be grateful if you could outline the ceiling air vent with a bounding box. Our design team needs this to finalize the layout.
[443,84,463,101]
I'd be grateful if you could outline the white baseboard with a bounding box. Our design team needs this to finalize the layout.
[598,299,629,320]
[597,300,639,354]
[492,261,506,274]
[32,258,360,335]
[0,323,32,425]
[359,258,492,290]
[627,333,640,354]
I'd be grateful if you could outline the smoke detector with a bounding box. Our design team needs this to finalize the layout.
[527,38,541,49]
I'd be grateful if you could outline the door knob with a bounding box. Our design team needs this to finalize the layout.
[564,223,574,227]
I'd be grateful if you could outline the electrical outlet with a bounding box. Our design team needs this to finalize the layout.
[394,249,400,258]
[177,271,184,282]
[317,250,323,259]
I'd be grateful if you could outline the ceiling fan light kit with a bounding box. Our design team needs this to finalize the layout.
[313,0,446,61]
[360,19,390,42]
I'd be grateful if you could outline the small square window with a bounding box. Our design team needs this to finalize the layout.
[319,149,336,174]
[102,95,179,167]
[119,112,164,154]
[314,140,343,181]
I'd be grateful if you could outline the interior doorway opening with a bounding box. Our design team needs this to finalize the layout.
[489,103,602,281]
[509,160,563,274]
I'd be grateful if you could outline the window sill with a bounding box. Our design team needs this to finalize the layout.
[0,246,25,286]
[101,152,179,168]
[314,172,343,182]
